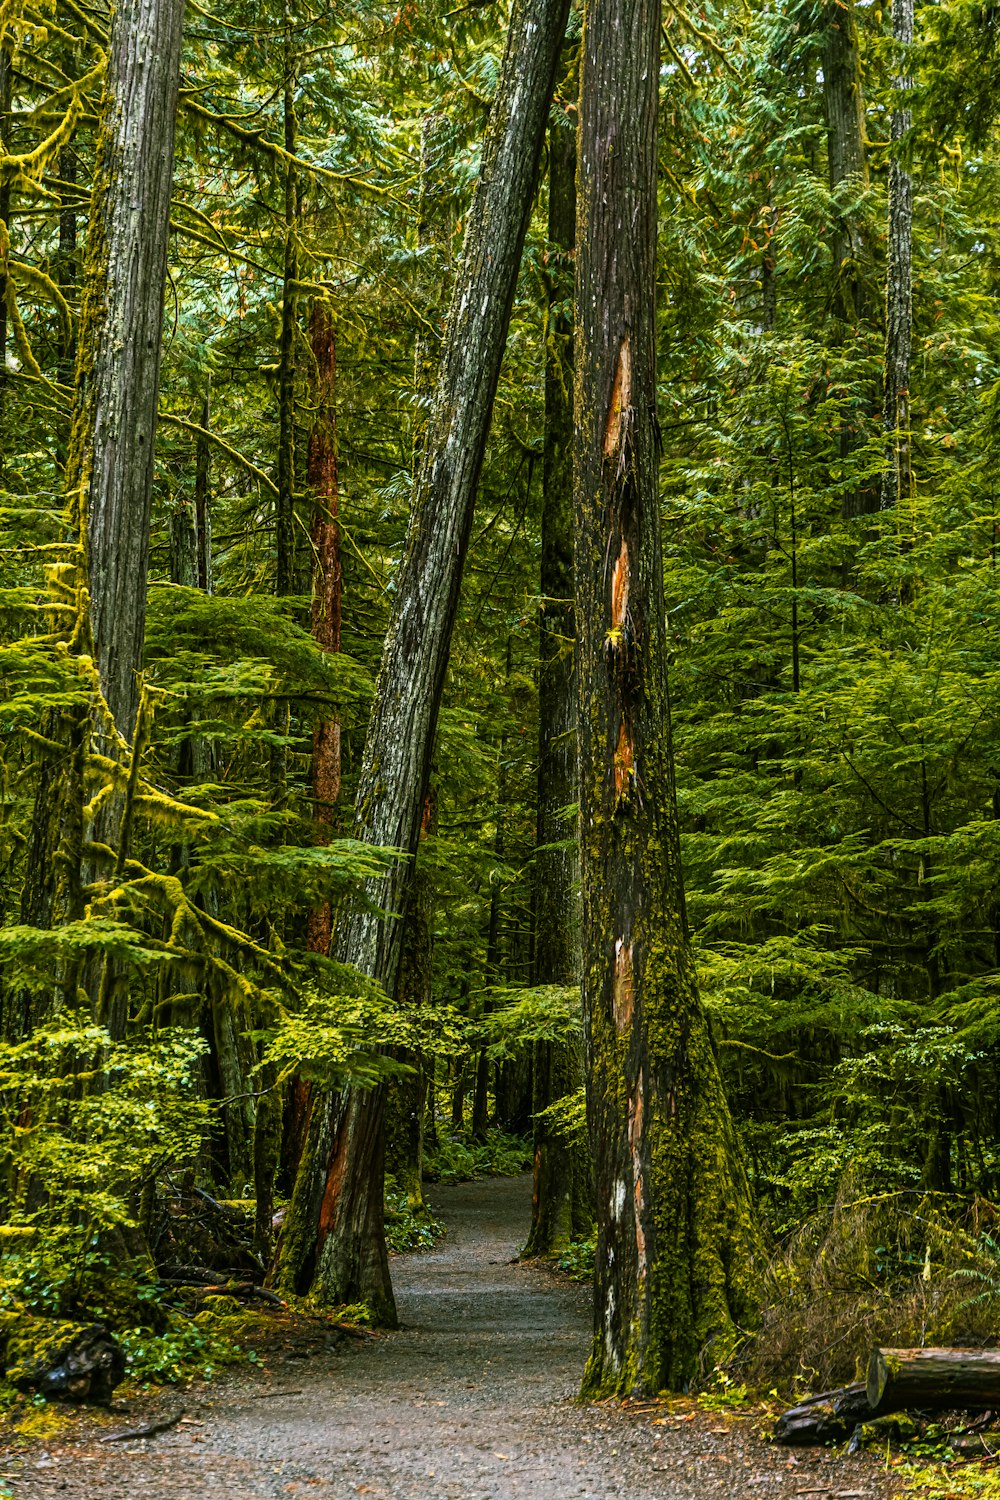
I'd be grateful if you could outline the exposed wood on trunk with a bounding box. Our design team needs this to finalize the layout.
[278,0,571,1321]
[574,0,759,1394]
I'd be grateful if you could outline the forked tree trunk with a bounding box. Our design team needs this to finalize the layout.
[881,0,913,515]
[525,109,580,1259]
[68,0,186,740]
[276,0,571,1321]
[575,0,759,1394]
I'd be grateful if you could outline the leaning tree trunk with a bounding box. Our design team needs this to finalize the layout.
[880,0,913,515]
[575,0,760,1395]
[68,0,185,742]
[276,0,571,1322]
[525,108,581,1258]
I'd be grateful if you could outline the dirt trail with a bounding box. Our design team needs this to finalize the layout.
[4,1175,893,1499]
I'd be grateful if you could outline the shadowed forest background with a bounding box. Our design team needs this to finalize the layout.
[1,0,1000,1413]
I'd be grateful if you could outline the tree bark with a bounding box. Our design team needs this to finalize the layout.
[880,0,913,515]
[277,0,571,1322]
[68,0,185,740]
[575,0,759,1394]
[525,106,580,1259]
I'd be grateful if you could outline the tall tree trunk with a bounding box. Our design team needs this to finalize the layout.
[822,0,870,326]
[525,109,579,1259]
[306,302,342,954]
[194,382,213,593]
[276,0,570,1321]
[0,42,11,480]
[821,0,876,519]
[275,18,299,599]
[881,0,913,515]
[276,301,343,1235]
[575,0,759,1394]
[68,0,185,741]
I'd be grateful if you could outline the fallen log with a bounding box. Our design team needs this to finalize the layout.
[867,1347,1000,1415]
[774,1383,877,1445]
[775,1347,1000,1444]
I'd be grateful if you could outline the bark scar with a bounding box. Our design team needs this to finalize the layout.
[603,335,632,463]
[613,937,634,1031]
[610,537,630,643]
[614,718,635,800]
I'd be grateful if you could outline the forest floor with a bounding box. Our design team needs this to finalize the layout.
[1,1174,898,1499]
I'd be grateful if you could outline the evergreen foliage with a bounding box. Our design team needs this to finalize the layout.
[0,0,997,1398]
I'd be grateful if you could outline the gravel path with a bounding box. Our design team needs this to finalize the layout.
[3,1174,894,1499]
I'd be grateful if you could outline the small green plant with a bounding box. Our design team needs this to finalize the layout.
[384,1182,446,1253]
[698,1369,750,1411]
[554,1236,595,1281]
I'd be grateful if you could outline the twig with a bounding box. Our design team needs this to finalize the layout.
[101,1409,186,1444]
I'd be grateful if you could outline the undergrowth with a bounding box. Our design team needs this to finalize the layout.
[555,1237,596,1281]
[743,1180,1000,1396]
[423,1127,533,1183]
[899,1459,1000,1498]
[384,1180,446,1253]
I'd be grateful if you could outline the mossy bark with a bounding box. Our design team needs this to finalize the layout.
[278,0,570,1322]
[574,0,760,1394]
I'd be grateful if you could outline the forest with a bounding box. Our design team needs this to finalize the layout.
[0,0,1000,1465]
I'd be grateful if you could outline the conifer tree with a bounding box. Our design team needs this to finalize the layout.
[69,0,187,740]
[574,0,759,1393]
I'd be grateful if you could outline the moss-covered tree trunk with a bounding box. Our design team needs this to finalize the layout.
[524,105,582,1259]
[68,0,185,741]
[881,0,913,515]
[277,0,570,1323]
[574,0,759,1395]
